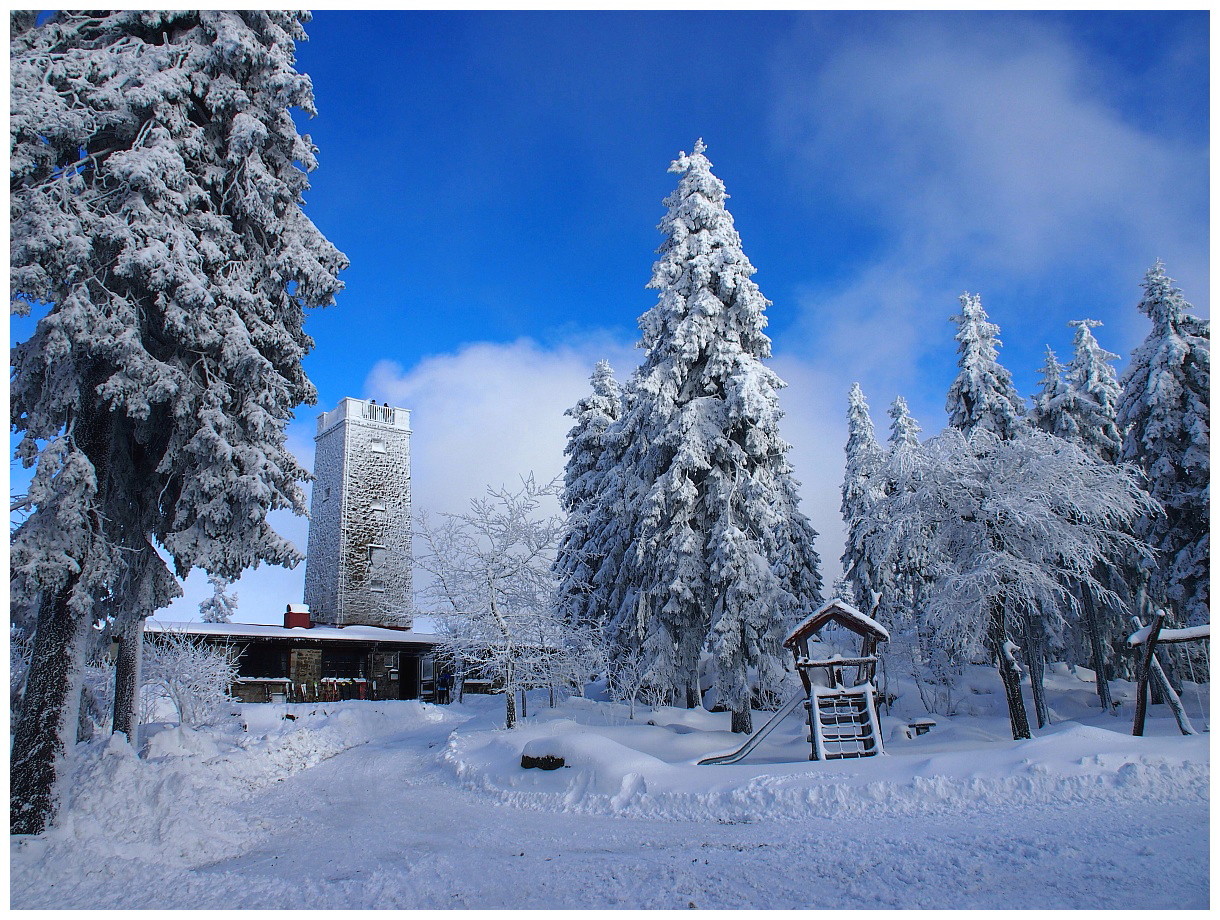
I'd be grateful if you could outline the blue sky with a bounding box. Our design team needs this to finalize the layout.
[14,11,1208,624]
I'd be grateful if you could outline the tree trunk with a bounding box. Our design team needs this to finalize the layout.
[686,678,701,710]
[989,603,1031,741]
[77,686,95,743]
[503,659,517,729]
[1023,619,1050,729]
[1081,588,1114,711]
[112,617,145,748]
[11,586,92,835]
[731,706,753,734]
[1131,612,1164,736]
[519,687,527,720]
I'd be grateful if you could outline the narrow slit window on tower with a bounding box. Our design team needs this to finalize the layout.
[368,544,388,592]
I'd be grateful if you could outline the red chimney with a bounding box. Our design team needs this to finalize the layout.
[284,604,312,629]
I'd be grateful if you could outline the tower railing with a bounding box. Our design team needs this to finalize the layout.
[362,402,397,425]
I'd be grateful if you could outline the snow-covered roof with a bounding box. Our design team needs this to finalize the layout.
[145,619,444,646]
[783,600,890,648]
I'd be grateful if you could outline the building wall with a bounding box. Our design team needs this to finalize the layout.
[305,398,413,628]
[303,417,346,621]
[218,637,436,703]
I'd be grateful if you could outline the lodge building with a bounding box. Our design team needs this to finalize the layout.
[146,604,442,703]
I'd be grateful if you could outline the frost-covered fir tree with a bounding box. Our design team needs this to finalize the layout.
[1044,319,1127,707]
[945,293,1027,439]
[554,361,623,632]
[10,11,346,833]
[1031,347,1083,443]
[1040,321,1126,709]
[1065,320,1124,465]
[887,395,922,450]
[198,575,239,625]
[1117,263,1209,625]
[609,141,822,732]
[877,397,959,715]
[841,384,885,613]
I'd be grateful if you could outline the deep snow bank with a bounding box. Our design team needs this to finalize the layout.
[440,696,1209,823]
[12,701,460,871]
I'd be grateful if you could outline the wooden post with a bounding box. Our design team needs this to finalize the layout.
[1147,643,1197,736]
[1131,612,1164,737]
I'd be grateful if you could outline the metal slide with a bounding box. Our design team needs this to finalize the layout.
[696,692,808,765]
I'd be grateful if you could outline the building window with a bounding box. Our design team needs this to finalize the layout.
[370,438,387,454]
[371,499,387,518]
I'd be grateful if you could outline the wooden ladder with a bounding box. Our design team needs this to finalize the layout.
[807,684,884,760]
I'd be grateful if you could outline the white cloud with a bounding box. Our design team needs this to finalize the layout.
[769,14,1208,423]
[366,337,639,518]
[775,17,1207,285]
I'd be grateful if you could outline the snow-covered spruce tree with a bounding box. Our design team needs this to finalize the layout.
[945,292,1081,722]
[10,11,345,834]
[610,141,822,733]
[877,396,958,715]
[887,395,922,451]
[1036,321,1127,710]
[874,427,1155,739]
[945,293,1027,440]
[881,397,961,714]
[1031,347,1081,443]
[554,361,622,633]
[841,384,886,613]
[1065,320,1123,465]
[1117,263,1210,626]
[198,574,239,624]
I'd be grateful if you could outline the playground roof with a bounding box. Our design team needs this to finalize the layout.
[783,600,890,649]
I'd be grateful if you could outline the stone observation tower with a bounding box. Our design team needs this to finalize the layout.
[304,397,413,628]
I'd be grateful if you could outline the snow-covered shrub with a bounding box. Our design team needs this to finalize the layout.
[142,631,240,728]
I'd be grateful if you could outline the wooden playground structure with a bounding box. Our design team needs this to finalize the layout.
[700,600,889,765]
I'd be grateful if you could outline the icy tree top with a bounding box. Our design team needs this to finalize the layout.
[945,292,1026,440]
[842,383,883,514]
[640,140,773,368]
[1065,319,1122,463]
[887,395,922,449]
[1118,262,1209,466]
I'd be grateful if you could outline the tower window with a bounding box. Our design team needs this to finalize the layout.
[370,438,387,454]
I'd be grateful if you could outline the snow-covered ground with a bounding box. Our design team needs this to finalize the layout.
[11,667,1209,909]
